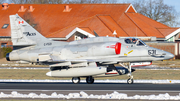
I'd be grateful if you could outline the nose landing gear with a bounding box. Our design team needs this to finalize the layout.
[127,74,133,84]
[127,78,133,84]
[127,62,133,84]
[119,62,134,84]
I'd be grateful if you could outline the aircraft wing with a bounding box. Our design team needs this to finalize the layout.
[41,59,119,67]
[38,54,119,67]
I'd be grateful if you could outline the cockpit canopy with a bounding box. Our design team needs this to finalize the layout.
[124,38,146,46]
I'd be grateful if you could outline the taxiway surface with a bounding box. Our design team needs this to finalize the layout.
[1,82,180,99]
[0,82,180,91]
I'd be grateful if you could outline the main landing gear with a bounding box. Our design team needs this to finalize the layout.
[86,76,94,84]
[72,77,80,84]
[72,76,94,84]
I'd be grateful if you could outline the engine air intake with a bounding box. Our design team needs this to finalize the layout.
[115,42,121,54]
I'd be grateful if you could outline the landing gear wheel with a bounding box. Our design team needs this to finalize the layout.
[126,62,134,84]
[86,76,94,84]
[127,78,133,84]
[72,77,80,84]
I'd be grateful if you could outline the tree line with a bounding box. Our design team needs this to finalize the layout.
[0,0,179,27]
[7,0,117,4]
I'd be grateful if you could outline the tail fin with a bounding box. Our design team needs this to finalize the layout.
[10,14,66,50]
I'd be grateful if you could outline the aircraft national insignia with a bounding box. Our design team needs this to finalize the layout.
[18,21,24,24]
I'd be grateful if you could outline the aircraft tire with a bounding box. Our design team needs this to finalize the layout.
[127,78,133,84]
[72,77,80,84]
[86,76,94,84]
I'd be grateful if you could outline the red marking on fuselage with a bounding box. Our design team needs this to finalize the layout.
[106,45,115,49]
[131,62,152,67]
[105,72,118,75]
[106,42,121,55]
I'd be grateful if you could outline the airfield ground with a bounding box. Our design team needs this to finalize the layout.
[0,59,180,101]
[0,69,179,80]
[0,58,180,80]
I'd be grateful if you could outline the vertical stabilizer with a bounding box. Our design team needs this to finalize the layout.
[9,14,67,49]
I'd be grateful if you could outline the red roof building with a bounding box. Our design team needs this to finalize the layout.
[0,3,180,47]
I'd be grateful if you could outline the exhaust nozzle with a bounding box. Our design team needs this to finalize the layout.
[6,53,10,61]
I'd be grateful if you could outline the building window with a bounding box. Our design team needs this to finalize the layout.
[167,36,174,42]
[1,43,7,48]
[2,24,9,29]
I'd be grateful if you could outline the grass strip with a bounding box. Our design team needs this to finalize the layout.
[0,69,180,80]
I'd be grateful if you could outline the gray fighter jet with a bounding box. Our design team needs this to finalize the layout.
[6,14,174,84]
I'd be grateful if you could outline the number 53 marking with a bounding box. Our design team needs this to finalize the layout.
[148,50,156,55]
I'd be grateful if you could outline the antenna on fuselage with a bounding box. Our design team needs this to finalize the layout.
[93,30,99,37]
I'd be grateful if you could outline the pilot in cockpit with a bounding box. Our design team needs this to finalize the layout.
[125,38,146,46]
[132,38,137,44]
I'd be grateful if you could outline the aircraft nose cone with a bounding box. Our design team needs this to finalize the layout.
[165,52,174,60]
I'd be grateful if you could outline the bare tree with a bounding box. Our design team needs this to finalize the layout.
[66,0,104,4]
[22,11,41,33]
[9,0,117,4]
[10,0,27,4]
[69,0,117,4]
[0,0,6,4]
[9,0,64,4]
[104,0,117,3]
[49,0,64,4]
[131,0,179,27]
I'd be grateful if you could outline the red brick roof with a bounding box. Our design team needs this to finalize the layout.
[0,3,178,39]
[158,28,179,37]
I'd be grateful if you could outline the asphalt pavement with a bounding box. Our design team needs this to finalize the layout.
[0,82,180,91]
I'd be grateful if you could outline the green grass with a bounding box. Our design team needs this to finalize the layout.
[0,69,180,80]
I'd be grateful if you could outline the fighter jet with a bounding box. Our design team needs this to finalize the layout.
[6,14,174,84]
